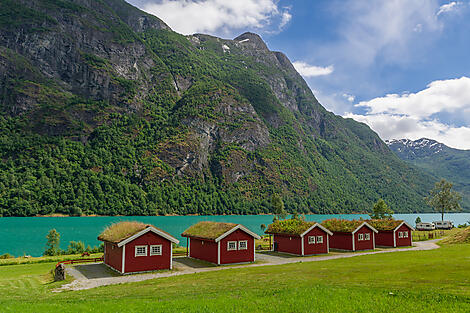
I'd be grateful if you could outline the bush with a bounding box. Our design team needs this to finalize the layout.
[0,253,14,259]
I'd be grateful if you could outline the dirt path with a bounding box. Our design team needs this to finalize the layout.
[54,239,441,292]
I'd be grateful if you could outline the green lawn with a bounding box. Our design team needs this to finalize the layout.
[1,243,470,312]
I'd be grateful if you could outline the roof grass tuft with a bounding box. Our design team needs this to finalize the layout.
[98,221,150,243]
[367,219,404,231]
[321,219,365,232]
[265,219,317,236]
[181,221,237,240]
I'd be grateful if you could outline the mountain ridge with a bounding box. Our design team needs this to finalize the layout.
[0,0,436,216]
[387,138,470,210]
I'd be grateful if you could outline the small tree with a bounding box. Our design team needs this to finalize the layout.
[426,179,462,221]
[271,194,287,220]
[415,216,422,225]
[44,229,61,256]
[369,199,394,219]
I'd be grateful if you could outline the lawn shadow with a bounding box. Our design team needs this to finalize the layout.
[73,263,119,279]
[173,257,217,269]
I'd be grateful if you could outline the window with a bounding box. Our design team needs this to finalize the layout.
[398,232,403,238]
[358,233,364,241]
[135,245,147,257]
[308,236,315,244]
[227,241,237,251]
[316,236,323,244]
[364,233,370,241]
[404,231,408,238]
[238,240,248,250]
[150,245,162,256]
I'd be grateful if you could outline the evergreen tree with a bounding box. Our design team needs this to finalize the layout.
[369,199,394,219]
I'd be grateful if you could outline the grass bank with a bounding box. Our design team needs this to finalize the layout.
[1,241,470,312]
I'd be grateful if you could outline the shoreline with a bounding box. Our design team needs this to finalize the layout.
[10,211,445,218]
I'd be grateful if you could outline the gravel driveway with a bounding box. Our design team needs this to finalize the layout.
[54,239,441,292]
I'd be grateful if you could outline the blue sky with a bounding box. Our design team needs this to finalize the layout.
[127,0,470,149]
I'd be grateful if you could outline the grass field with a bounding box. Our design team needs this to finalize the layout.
[1,240,470,312]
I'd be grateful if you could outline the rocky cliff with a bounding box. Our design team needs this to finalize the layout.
[0,0,435,216]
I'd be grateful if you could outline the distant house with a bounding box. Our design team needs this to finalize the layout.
[98,221,179,274]
[321,219,378,251]
[368,219,414,247]
[181,221,261,265]
[265,219,333,256]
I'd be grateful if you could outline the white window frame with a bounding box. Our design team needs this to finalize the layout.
[358,233,364,241]
[135,245,147,257]
[227,241,237,251]
[149,244,162,256]
[238,240,248,250]
[308,236,315,244]
[398,232,403,238]
[404,231,408,238]
[364,233,370,241]
[316,236,323,244]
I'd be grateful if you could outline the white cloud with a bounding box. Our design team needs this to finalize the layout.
[345,77,470,150]
[345,113,470,150]
[139,0,291,35]
[342,93,355,102]
[292,61,334,77]
[356,77,470,118]
[437,1,461,16]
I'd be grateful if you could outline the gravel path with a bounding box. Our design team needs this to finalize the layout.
[54,239,441,292]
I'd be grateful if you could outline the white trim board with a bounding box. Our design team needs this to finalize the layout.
[394,221,415,231]
[214,224,261,242]
[117,227,179,247]
[351,222,378,234]
[217,241,221,265]
[300,223,333,237]
[122,245,126,274]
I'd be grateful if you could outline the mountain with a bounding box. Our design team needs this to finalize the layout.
[0,0,435,217]
[387,138,470,210]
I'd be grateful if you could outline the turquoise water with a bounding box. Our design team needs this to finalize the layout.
[1,213,470,257]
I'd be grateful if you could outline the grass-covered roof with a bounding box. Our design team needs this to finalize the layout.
[98,221,152,243]
[367,219,404,231]
[265,219,317,236]
[181,221,237,240]
[321,219,365,233]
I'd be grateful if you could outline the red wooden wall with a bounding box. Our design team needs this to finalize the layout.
[354,226,374,251]
[189,238,218,264]
[220,229,255,264]
[395,224,412,247]
[329,232,354,250]
[303,227,329,255]
[104,242,123,272]
[273,234,302,255]
[124,231,172,273]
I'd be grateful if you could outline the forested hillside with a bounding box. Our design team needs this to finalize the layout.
[0,0,435,216]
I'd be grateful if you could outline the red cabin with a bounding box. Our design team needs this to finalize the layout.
[368,220,414,247]
[321,219,378,251]
[181,221,261,265]
[98,221,179,274]
[265,220,333,256]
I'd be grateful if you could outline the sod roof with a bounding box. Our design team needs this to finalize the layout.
[98,221,169,243]
[265,219,317,236]
[181,221,238,240]
[321,219,366,232]
[367,219,404,231]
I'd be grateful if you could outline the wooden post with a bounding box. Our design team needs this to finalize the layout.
[269,235,272,251]
[186,237,188,257]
